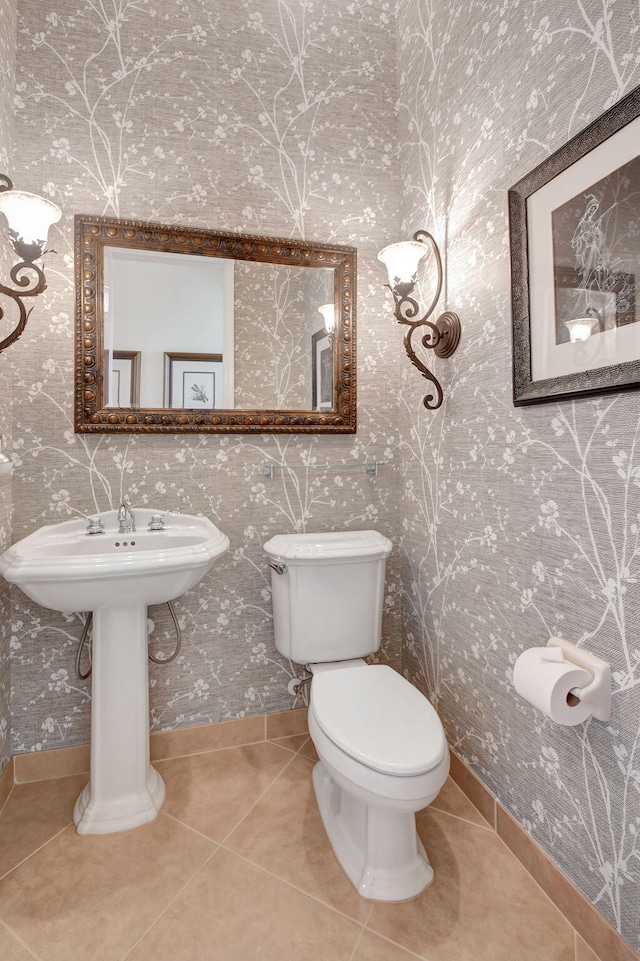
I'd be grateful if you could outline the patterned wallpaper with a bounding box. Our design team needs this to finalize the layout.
[0,0,16,777]
[233,262,333,410]
[7,0,403,753]
[395,0,640,952]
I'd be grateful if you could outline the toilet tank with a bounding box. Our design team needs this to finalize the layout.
[264,531,392,664]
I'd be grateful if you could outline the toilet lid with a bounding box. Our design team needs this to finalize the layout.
[310,665,447,777]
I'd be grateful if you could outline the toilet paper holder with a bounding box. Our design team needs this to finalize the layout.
[545,638,611,722]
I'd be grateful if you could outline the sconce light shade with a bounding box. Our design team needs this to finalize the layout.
[379,229,461,411]
[318,303,335,333]
[377,240,429,290]
[563,312,600,343]
[0,188,61,263]
[0,174,61,354]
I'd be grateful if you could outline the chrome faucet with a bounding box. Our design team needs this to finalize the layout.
[117,500,136,534]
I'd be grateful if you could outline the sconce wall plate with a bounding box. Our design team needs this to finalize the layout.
[378,229,461,410]
[0,174,61,354]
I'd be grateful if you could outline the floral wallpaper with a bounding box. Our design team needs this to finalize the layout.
[395,0,640,952]
[7,0,403,753]
[0,0,16,778]
[233,261,333,410]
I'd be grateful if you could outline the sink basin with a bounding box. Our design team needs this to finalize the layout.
[0,508,229,611]
[0,508,229,836]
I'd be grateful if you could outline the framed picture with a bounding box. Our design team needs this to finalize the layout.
[509,86,640,405]
[105,350,141,407]
[311,328,334,411]
[164,353,224,409]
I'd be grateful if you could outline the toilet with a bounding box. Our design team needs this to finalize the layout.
[264,530,449,902]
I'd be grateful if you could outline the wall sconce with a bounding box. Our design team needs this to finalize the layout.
[0,174,61,353]
[318,303,335,334]
[563,307,601,343]
[378,229,461,410]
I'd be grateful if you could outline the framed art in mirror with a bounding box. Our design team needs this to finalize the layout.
[509,85,640,405]
[75,215,356,433]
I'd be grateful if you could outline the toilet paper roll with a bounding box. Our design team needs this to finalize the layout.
[513,647,594,726]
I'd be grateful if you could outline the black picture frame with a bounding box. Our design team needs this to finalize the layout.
[509,85,640,406]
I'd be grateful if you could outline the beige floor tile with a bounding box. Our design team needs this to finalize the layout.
[354,930,422,960]
[368,810,575,961]
[0,924,37,961]
[429,777,491,828]
[0,813,215,961]
[128,847,361,961]
[298,736,319,761]
[155,741,292,841]
[269,734,309,754]
[575,936,603,961]
[226,755,369,922]
[0,774,87,879]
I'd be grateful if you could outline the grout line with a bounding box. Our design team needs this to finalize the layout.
[120,845,221,960]
[361,926,433,960]
[0,918,47,961]
[428,806,494,833]
[0,822,73,883]
[347,923,367,961]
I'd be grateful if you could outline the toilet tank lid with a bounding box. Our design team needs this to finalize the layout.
[264,530,392,561]
[310,665,447,777]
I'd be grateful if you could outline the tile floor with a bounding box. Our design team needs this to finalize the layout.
[0,734,588,961]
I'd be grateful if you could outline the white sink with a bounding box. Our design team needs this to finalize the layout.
[0,508,229,611]
[0,509,229,836]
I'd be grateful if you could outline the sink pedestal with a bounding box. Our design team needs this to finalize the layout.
[73,605,165,835]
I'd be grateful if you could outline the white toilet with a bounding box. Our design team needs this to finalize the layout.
[264,530,449,902]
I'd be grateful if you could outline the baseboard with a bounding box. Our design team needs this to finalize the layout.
[12,706,308,782]
[0,756,14,813]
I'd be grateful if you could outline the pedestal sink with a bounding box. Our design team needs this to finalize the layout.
[0,509,229,835]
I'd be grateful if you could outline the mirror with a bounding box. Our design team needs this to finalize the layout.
[75,215,356,433]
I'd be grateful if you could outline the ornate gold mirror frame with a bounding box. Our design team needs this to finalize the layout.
[75,215,356,434]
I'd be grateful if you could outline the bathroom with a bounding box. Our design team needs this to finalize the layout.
[0,0,639,959]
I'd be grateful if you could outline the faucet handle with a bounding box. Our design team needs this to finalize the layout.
[148,509,180,532]
[86,517,105,535]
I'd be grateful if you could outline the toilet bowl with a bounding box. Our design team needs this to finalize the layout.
[307,661,449,901]
[263,530,449,902]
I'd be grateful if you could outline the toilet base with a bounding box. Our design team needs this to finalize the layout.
[312,762,434,902]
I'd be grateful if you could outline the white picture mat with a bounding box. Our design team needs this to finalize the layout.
[167,358,224,409]
[106,355,135,407]
[528,115,640,382]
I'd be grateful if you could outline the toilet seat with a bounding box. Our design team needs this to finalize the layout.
[310,665,447,777]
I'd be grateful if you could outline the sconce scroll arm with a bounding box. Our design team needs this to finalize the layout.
[0,261,47,353]
[386,230,461,411]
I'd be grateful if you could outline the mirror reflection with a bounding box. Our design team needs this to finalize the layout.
[104,247,335,412]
